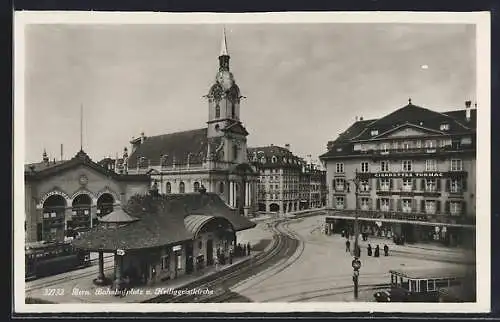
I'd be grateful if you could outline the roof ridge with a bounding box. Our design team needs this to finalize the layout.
[144,127,207,140]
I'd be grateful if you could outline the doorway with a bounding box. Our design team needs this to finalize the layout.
[185,243,194,274]
[206,239,214,266]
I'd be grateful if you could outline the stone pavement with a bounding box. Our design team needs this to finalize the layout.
[236,222,275,251]
[233,215,471,302]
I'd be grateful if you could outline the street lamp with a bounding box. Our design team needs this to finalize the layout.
[347,169,362,300]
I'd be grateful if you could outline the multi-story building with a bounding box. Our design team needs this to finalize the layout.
[319,100,476,248]
[248,145,326,214]
[115,29,258,216]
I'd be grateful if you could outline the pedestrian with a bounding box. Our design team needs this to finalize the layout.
[367,244,372,256]
[247,242,251,256]
[229,249,233,264]
[384,244,389,256]
[374,245,380,258]
[341,229,345,238]
[345,239,351,253]
[214,255,219,271]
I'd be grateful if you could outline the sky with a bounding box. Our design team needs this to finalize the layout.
[23,23,476,164]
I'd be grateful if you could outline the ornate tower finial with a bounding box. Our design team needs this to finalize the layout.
[219,27,230,72]
[408,97,412,104]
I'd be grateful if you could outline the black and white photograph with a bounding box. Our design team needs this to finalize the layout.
[14,11,490,313]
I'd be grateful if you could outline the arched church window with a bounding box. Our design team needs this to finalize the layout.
[215,104,220,119]
[231,103,235,118]
[219,182,224,194]
[166,182,171,194]
[194,182,200,192]
[179,182,185,193]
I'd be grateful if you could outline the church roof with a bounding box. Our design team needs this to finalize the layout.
[72,192,256,251]
[127,128,209,168]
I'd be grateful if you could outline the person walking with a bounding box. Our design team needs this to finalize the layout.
[384,244,389,256]
[247,242,251,256]
[345,239,351,253]
[367,244,372,256]
[374,245,380,258]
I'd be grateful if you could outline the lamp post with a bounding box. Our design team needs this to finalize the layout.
[347,169,362,300]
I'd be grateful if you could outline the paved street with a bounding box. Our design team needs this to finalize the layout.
[230,215,472,302]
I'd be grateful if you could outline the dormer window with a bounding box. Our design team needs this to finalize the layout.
[353,144,362,151]
[370,129,379,136]
[336,147,342,152]
[260,157,266,163]
[440,123,450,131]
[271,156,277,163]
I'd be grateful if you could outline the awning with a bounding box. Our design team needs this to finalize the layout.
[325,215,475,229]
[184,215,215,236]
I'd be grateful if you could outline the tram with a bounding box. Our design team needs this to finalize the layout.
[374,267,467,302]
[25,239,91,280]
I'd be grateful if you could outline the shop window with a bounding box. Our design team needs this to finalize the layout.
[427,279,436,291]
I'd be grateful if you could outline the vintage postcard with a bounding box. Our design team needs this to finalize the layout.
[14,11,491,314]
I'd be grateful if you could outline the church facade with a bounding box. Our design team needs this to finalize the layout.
[118,30,258,216]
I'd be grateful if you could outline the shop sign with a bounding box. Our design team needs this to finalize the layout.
[374,172,443,178]
[172,245,182,252]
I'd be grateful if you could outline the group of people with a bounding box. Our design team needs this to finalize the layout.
[345,239,390,257]
[214,242,251,270]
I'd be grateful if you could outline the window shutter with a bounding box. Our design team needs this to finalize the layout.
[390,179,393,189]
[420,179,425,191]
[462,177,467,192]
[411,199,416,211]
[377,179,380,190]
[376,198,380,210]
[445,179,450,192]
[390,199,394,211]
[346,180,350,193]
[344,197,348,209]
[461,201,467,215]
[436,179,441,191]
[445,201,450,214]
[332,179,336,192]
[397,179,402,190]
[369,198,373,210]
[436,200,441,213]
[397,199,402,211]
[420,200,425,212]
[412,179,416,191]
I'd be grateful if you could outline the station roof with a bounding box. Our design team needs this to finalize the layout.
[72,191,256,252]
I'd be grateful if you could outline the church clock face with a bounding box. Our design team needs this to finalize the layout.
[217,71,233,91]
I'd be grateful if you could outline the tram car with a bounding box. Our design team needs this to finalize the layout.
[25,239,91,280]
[374,267,466,302]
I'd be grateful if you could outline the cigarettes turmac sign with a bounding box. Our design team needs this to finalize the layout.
[373,172,444,178]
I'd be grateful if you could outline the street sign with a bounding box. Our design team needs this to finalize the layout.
[352,259,361,270]
[116,249,125,256]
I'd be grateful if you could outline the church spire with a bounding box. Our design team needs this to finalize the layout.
[220,27,229,57]
[218,27,230,72]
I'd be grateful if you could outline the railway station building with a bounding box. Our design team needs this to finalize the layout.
[72,188,256,288]
[319,100,477,248]
[24,149,150,243]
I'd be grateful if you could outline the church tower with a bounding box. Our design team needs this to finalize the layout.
[206,28,249,164]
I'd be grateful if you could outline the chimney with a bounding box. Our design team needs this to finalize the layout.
[360,116,364,121]
[60,144,63,161]
[140,131,146,144]
[42,149,49,164]
[465,100,472,121]
[285,144,290,151]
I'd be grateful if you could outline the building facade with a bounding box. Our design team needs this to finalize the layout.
[320,100,476,248]
[248,145,327,214]
[116,29,258,216]
[24,149,150,243]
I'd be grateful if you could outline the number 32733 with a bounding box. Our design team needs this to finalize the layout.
[43,288,64,296]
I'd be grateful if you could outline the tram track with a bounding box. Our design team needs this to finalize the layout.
[144,218,302,303]
[25,259,115,292]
